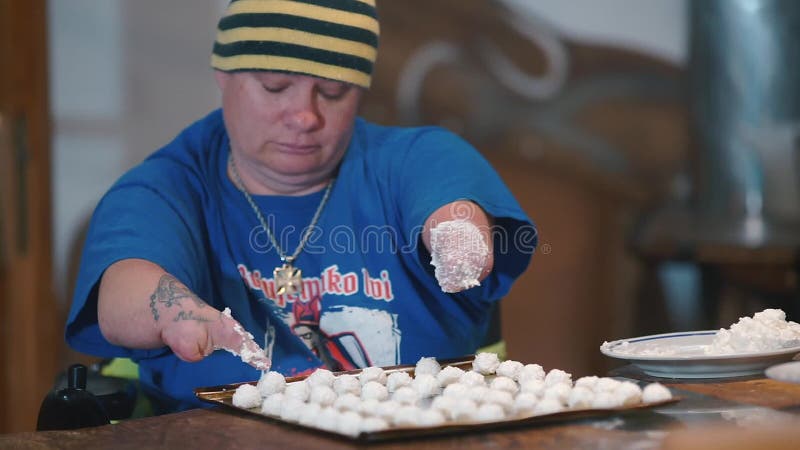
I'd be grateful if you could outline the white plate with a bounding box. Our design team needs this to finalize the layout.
[600,331,800,379]
[765,361,800,384]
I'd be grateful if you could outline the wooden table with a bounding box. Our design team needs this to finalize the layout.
[3,371,800,449]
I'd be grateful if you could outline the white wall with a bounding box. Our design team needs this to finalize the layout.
[502,0,688,65]
[48,0,228,298]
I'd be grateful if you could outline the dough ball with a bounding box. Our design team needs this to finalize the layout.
[418,409,446,427]
[336,410,363,437]
[411,374,441,398]
[260,392,285,416]
[436,365,465,386]
[309,385,337,407]
[284,381,310,402]
[316,407,339,432]
[514,392,539,414]
[475,403,505,421]
[359,366,387,385]
[567,386,594,409]
[333,392,362,411]
[430,395,456,413]
[466,385,491,403]
[257,371,286,397]
[520,379,547,397]
[460,370,487,387]
[574,376,600,390]
[306,368,336,388]
[361,381,389,401]
[358,398,381,417]
[544,369,572,387]
[472,352,501,375]
[483,389,514,412]
[393,405,423,426]
[615,381,643,406]
[392,386,421,405]
[386,371,413,392]
[332,374,361,396]
[496,360,524,380]
[594,377,622,393]
[415,357,442,377]
[232,383,261,409]
[489,376,518,394]
[442,382,470,398]
[542,383,571,405]
[279,397,306,422]
[642,383,672,403]
[533,397,564,415]
[375,400,402,421]
[591,392,622,409]
[517,364,546,383]
[297,402,322,426]
[360,417,390,433]
[448,398,479,421]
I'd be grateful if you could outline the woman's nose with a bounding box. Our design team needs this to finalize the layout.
[286,93,323,131]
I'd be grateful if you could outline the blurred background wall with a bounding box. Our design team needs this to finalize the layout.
[50,0,689,377]
[45,0,799,420]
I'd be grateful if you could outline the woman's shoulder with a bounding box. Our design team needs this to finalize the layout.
[354,117,464,146]
[352,117,475,163]
[110,110,227,199]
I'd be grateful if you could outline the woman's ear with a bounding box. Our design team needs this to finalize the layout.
[213,70,229,90]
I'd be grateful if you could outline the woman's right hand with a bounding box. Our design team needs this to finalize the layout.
[99,259,270,371]
[160,307,271,370]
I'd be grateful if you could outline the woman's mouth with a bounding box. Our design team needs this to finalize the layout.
[275,142,318,154]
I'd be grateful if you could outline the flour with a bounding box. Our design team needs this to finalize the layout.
[706,309,800,354]
[603,309,800,357]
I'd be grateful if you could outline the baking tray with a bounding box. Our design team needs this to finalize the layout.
[195,356,679,442]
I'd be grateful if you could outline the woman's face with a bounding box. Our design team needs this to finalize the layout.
[216,70,363,195]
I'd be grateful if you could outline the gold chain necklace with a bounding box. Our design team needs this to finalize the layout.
[228,152,334,296]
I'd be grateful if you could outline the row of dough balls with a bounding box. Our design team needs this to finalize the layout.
[232,353,673,436]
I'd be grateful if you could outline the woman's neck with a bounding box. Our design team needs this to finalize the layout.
[227,154,333,196]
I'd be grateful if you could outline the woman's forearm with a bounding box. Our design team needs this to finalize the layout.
[97,258,217,349]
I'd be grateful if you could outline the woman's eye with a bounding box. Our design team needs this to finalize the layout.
[262,84,287,93]
[319,85,349,100]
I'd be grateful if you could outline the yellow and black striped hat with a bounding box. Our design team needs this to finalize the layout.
[211,0,379,88]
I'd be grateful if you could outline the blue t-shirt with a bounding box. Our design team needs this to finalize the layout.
[66,109,536,411]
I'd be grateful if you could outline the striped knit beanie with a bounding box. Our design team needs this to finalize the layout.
[211,0,379,88]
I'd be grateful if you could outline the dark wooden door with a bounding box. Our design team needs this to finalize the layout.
[0,0,59,433]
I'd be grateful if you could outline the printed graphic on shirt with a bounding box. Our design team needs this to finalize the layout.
[321,305,401,367]
[238,263,400,369]
[238,264,395,307]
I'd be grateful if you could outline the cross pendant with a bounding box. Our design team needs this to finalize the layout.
[274,263,302,296]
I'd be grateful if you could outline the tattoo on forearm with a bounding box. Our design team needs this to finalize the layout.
[174,310,212,323]
[149,274,207,321]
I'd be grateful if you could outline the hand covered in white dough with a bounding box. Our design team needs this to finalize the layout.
[429,219,490,293]
[160,306,271,371]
